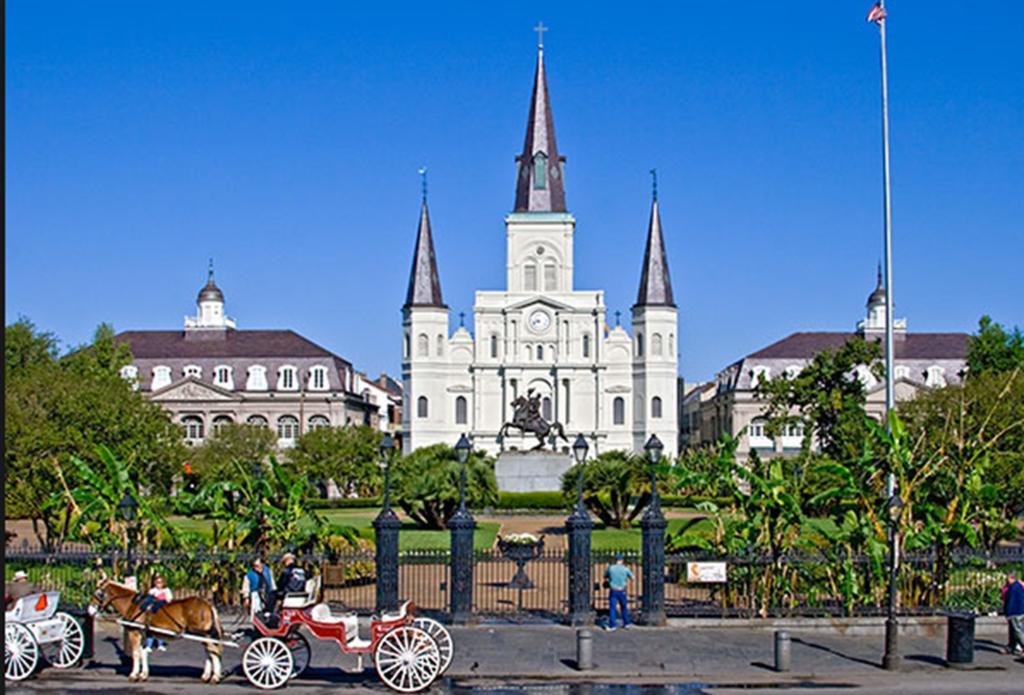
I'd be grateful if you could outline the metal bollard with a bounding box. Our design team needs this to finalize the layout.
[774,630,791,672]
[576,628,594,670]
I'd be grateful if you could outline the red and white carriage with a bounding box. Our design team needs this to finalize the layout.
[5,591,86,682]
[241,577,452,692]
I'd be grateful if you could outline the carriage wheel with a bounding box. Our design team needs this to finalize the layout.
[285,632,310,679]
[5,623,40,682]
[412,618,453,675]
[374,626,440,693]
[242,637,294,690]
[43,612,85,669]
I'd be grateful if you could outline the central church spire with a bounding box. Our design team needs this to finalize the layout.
[514,30,567,213]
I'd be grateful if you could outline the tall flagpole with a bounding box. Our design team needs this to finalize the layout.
[874,0,901,672]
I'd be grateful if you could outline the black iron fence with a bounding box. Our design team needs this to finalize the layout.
[6,544,1022,620]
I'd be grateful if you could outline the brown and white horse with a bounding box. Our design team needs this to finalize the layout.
[90,576,225,683]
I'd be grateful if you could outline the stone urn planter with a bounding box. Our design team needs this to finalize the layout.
[498,534,545,589]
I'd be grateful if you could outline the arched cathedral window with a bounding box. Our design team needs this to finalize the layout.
[417,334,429,357]
[417,396,429,418]
[524,263,538,291]
[490,334,499,359]
[455,396,467,425]
[651,396,663,419]
[652,333,663,356]
[613,397,625,425]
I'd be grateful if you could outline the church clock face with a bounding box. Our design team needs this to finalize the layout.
[528,310,551,333]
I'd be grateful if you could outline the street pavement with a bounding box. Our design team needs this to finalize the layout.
[6,620,1023,694]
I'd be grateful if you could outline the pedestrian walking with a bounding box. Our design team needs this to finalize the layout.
[604,553,634,631]
[143,574,173,652]
[1002,570,1024,656]
[241,557,275,619]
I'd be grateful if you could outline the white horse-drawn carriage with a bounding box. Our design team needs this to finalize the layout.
[5,591,86,681]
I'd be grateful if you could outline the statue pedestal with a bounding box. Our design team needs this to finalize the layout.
[495,450,573,493]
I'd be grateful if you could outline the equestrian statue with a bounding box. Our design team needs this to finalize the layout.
[498,389,569,451]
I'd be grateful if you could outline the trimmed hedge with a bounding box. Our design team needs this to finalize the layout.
[494,491,569,510]
[307,496,382,510]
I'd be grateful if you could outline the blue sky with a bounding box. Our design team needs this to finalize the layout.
[6,2,1022,382]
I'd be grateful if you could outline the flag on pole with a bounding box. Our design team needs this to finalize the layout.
[867,2,887,24]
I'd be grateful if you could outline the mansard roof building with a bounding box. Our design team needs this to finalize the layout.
[115,266,384,448]
[682,269,969,459]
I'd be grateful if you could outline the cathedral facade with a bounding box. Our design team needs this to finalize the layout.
[401,43,679,457]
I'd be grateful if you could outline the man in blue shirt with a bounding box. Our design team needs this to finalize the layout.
[1003,570,1024,656]
[604,553,634,631]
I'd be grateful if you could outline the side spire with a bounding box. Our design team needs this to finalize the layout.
[634,184,675,308]
[404,176,445,309]
[514,26,566,213]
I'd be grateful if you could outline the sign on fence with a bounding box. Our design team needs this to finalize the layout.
[686,562,727,583]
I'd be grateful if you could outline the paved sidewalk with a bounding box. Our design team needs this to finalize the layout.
[6,621,1023,693]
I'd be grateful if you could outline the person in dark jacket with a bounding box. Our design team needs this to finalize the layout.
[1002,570,1024,656]
[268,553,307,614]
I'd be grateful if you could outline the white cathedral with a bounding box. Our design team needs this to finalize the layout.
[401,42,679,457]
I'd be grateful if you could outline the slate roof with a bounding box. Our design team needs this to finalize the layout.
[404,198,445,308]
[748,332,969,360]
[116,329,348,363]
[635,198,675,308]
[514,45,567,213]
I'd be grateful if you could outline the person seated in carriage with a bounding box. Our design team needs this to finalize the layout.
[241,556,275,619]
[263,553,307,624]
[5,570,41,610]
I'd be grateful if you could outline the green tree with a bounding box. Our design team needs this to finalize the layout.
[191,422,278,486]
[391,444,498,529]
[55,446,176,553]
[289,425,382,496]
[966,315,1024,374]
[561,450,666,528]
[5,320,187,549]
[756,336,882,462]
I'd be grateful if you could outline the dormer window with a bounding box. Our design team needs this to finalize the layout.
[278,366,297,391]
[750,366,770,387]
[151,366,172,391]
[925,365,946,387]
[533,152,548,190]
[183,364,202,379]
[246,365,268,391]
[213,365,233,389]
[308,366,328,391]
[894,365,910,380]
[119,365,139,389]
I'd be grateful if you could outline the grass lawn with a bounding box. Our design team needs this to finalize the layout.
[590,518,713,552]
[166,511,500,552]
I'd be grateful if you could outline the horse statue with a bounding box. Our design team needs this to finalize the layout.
[498,389,569,451]
[90,574,225,683]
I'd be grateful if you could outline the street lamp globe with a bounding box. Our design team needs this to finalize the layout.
[644,434,664,465]
[572,434,589,465]
[118,492,138,522]
[379,432,395,462]
[455,433,472,465]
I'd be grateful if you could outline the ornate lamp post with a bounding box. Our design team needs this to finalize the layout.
[566,434,594,625]
[118,492,138,577]
[883,492,905,670]
[449,433,475,624]
[640,434,667,626]
[373,433,400,613]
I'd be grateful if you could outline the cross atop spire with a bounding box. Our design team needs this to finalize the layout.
[208,258,215,282]
[419,166,428,201]
[514,29,567,213]
[650,168,658,202]
[534,22,547,49]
